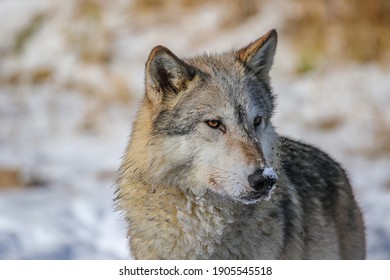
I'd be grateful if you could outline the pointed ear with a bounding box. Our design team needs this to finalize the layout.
[145,45,195,105]
[237,29,277,81]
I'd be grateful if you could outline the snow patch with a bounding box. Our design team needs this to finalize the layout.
[263,167,278,180]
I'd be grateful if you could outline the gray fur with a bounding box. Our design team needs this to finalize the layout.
[116,29,366,259]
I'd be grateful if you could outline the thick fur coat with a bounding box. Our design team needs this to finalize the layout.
[116,30,366,259]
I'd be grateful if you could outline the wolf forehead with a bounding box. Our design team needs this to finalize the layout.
[186,53,275,110]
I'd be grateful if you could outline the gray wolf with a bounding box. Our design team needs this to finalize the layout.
[116,29,366,259]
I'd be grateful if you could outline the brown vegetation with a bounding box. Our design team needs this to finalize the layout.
[284,0,390,72]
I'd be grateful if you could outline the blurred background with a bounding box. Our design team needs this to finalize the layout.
[0,0,389,259]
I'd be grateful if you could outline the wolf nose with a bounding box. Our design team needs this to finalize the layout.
[248,169,277,192]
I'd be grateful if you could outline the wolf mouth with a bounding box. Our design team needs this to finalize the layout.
[240,184,277,204]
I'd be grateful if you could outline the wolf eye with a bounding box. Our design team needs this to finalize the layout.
[205,120,225,132]
[254,116,262,127]
[206,120,221,129]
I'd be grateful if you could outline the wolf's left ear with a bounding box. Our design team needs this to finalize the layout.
[145,45,196,105]
[237,29,277,81]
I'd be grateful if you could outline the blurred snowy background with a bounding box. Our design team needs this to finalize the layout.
[0,0,389,259]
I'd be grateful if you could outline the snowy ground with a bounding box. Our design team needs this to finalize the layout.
[0,0,389,259]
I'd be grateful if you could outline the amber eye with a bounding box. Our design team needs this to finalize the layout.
[254,116,262,127]
[206,120,222,129]
[205,120,226,132]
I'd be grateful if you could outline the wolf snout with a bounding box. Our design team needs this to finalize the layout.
[248,168,278,192]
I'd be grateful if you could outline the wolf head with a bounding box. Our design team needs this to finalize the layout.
[129,30,280,204]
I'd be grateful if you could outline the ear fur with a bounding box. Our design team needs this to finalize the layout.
[145,45,195,105]
[237,29,277,80]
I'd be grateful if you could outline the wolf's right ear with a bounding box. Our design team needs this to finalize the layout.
[237,29,277,82]
[145,46,196,105]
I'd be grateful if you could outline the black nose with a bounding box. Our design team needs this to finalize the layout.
[248,169,277,192]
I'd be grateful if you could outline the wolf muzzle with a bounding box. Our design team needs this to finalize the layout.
[248,168,277,194]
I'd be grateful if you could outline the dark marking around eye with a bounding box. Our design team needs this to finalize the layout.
[254,116,262,127]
